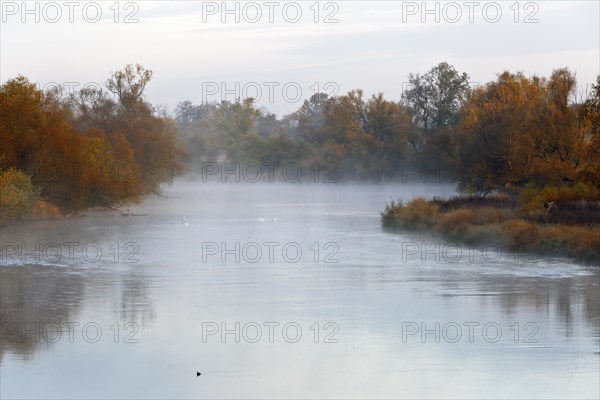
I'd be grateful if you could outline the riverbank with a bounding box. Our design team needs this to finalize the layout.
[381,195,600,265]
[1,200,147,226]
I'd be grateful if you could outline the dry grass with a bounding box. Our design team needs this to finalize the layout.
[501,219,539,250]
[536,224,600,262]
[382,194,600,264]
[434,207,513,233]
[381,197,439,230]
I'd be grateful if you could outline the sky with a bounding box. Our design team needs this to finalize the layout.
[1,0,598,116]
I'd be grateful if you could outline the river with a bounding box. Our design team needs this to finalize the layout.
[1,180,598,399]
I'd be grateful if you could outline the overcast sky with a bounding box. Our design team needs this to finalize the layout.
[1,1,598,116]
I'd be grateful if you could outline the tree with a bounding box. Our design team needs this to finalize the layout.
[310,90,411,179]
[402,62,470,130]
[174,100,216,130]
[290,93,329,142]
[400,62,470,165]
[106,63,153,114]
[0,75,88,210]
[179,99,261,163]
[577,76,600,185]
[70,85,118,131]
[457,69,586,194]
[0,67,186,217]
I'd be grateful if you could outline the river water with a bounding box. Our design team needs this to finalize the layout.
[1,180,598,399]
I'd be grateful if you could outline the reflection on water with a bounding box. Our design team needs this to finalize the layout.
[0,265,155,362]
[1,181,598,399]
[0,265,83,360]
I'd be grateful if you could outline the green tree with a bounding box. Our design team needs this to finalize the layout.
[402,62,470,131]
[401,62,470,165]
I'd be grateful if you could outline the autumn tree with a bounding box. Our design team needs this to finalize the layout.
[577,76,600,186]
[457,69,587,194]
[73,65,186,193]
[0,65,186,219]
[0,76,92,210]
[311,90,412,179]
[106,63,153,114]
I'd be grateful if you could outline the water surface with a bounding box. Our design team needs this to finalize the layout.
[1,181,598,399]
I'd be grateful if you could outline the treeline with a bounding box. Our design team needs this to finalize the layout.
[373,65,599,263]
[178,63,600,194]
[0,64,186,225]
[2,62,599,225]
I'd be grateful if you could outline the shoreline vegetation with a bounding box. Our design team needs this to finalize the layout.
[381,190,600,265]
[376,64,600,266]
[1,64,186,226]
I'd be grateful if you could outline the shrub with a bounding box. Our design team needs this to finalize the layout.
[435,207,513,232]
[381,197,439,230]
[432,194,515,212]
[434,209,478,234]
[502,219,539,250]
[538,224,600,263]
[31,199,62,220]
[520,183,600,211]
[520,186,544,212]
[569,182,600,202]
[381,194,600,264]
[0,168,38,225]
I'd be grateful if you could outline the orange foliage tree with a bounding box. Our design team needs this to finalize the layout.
[0,65,186,221]
[457,69,595,194]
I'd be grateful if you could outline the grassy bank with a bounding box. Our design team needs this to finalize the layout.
[381,189,600,265]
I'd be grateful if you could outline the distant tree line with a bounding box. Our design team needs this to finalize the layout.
[177,62,599,194]
[2,62,598,224]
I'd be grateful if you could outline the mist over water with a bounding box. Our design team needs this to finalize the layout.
[1,179,599,399]
[2,0,599,397]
